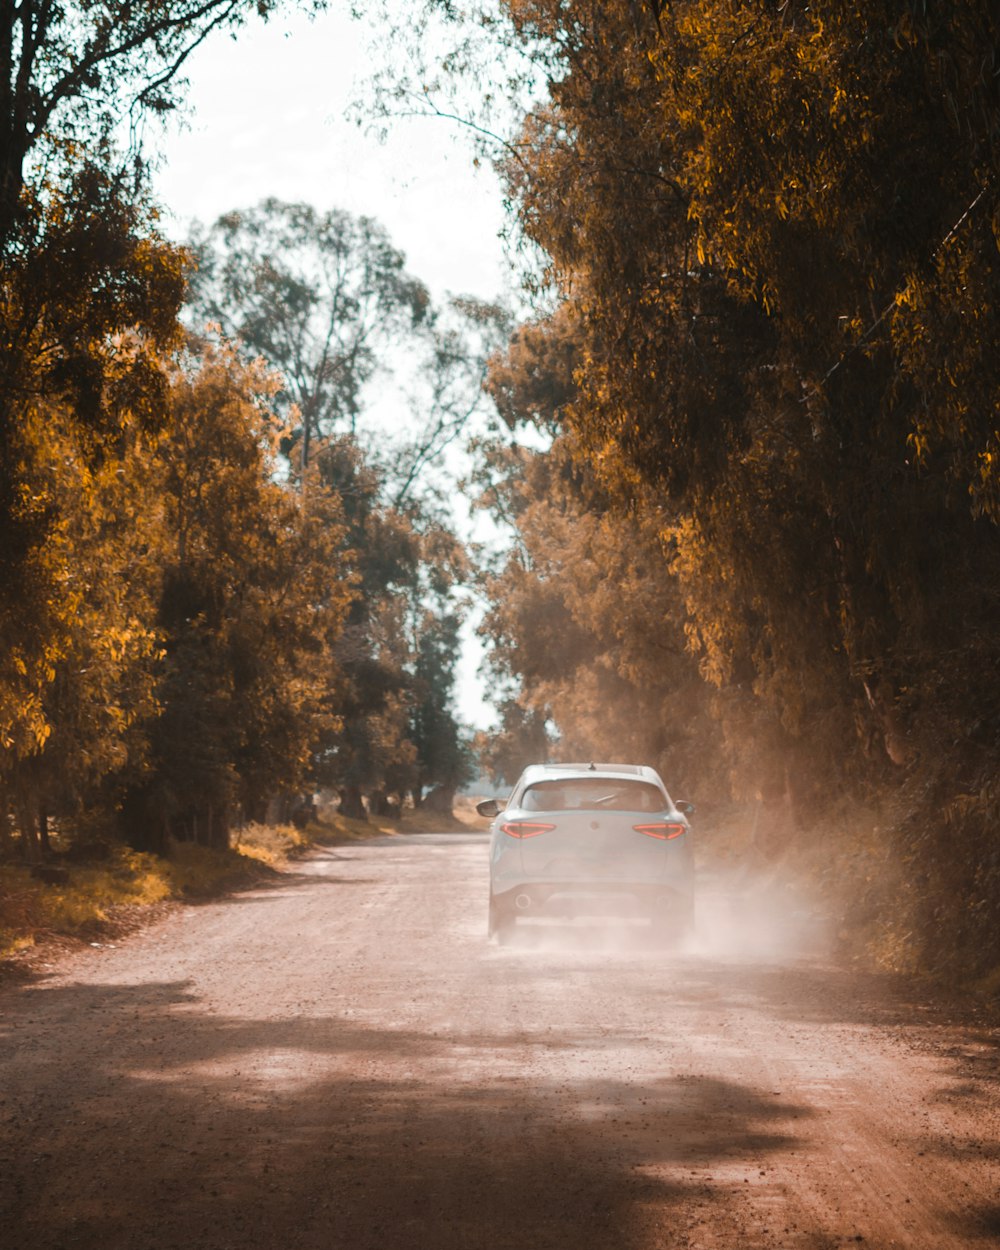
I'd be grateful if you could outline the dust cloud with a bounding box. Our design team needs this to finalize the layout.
[492,867,832,966]
[688,867,833,963]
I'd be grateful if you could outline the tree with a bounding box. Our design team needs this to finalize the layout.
[467,0,1000,973]
[0,0,319,788]
[0,172,186,762]
[188,199,430,469]
[386,295,512,506]
[118,342,353,850]
[0,384,164,859]
[188,201,492,818]
[474,700,551,790]
[307,436,474,818]
[475,429,719,796]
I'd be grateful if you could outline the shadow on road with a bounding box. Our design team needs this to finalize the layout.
[0,975,814,1250]
[3,834,997,1250]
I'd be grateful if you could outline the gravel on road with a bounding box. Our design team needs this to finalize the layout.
[2,832,998,1249]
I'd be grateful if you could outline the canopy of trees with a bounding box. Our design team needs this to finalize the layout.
[463,0,1000,978]
[187,197,497,815]
[0,0,484,863]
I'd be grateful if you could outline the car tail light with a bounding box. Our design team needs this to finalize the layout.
[633,821,686,841]
[501,821,556,839]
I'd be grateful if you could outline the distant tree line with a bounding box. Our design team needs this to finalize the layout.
[0,0,485,860]
[463,0,1000,979]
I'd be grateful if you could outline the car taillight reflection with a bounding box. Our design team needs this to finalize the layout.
[633,821,686,840]
[501,821,556,839]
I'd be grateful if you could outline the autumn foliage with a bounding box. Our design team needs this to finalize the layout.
[0,1,478,880]
[467,0,1000,979]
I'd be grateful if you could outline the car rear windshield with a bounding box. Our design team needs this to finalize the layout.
[520,778,665,813]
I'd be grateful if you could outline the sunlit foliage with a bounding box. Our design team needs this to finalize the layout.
[0,0,485,854]
[0,0,331,855]
[462,0,1000,976]
[475,325,721,797]
[115,345,353,850]
[187,200,493,816]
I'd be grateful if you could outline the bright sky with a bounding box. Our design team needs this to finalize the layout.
[152,9,511,304]
[150,7,516,731]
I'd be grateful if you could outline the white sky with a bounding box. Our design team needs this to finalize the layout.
[150,7,517,731]
[152,9,511,305]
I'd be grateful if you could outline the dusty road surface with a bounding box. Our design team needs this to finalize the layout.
[2,832,999,1250]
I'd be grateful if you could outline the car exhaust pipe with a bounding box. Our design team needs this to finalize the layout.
[515,893,533,911]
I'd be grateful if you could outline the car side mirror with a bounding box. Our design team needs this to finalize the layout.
[675,800,695,817]
[476,798,502,818]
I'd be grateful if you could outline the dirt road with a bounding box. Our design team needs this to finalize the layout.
[1,832,998,1249]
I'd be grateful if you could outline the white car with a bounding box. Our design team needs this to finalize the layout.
[478,762,695,943]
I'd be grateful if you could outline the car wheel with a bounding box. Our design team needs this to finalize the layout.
[488,893,515,943]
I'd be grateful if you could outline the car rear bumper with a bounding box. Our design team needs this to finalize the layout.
[491,881,693,915]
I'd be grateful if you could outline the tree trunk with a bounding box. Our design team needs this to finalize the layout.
[0,787,12,857]
[244,796,268,825]
[422,785,455,816]
[211,806,230,849]
[338,785,367,822]
[16,797,40,863]
[38,801,51,857]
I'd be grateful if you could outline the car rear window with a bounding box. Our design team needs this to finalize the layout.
[520,778,665,813]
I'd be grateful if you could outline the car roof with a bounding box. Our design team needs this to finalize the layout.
[515,762,663,786]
